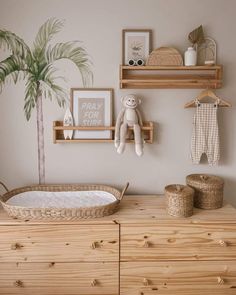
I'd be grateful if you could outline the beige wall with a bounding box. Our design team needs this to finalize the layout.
[0,0,236,205]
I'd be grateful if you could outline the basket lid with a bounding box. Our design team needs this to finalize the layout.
[165,184,194,197]
[186,174,224,188]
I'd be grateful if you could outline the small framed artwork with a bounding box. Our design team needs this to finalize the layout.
[122,29,152,65]
[71,88,113,139]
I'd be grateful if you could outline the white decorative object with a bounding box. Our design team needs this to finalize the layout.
[128,58,145,66]
[63,107,74,140]
[6,191,117,208]
[115,94,144,157]
[184,47,197,66]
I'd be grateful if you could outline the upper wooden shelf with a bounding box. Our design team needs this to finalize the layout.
[53,121,154,143]
[120,65,223,89]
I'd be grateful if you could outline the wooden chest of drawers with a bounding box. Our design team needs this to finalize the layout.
[0,223,119,294]
[0,195,236,295]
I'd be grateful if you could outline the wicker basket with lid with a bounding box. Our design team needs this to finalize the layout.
[186,174,224,209]
[165,184,194,217]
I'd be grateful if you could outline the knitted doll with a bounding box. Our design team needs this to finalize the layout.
[115,94,143,156]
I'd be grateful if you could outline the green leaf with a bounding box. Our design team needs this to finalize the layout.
[0,29,32,62]
[38,63,56,81]
[24,79,38,120]
[0,18,93,121]
[46,41,93,87]
[39,76,68,108]
[0,55,28,88]
[33,18,64,61]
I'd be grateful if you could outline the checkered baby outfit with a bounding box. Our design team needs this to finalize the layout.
[191,99,220,165]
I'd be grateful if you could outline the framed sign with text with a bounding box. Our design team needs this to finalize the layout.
[71,88,113,139]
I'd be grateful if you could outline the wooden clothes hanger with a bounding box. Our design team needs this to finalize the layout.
[184,89,232,108]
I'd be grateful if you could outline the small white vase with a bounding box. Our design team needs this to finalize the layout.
[184,47,197,66]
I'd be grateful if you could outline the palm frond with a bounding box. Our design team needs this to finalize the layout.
[0,55,28,90]
[39,75,68,108]
[46,41,93,87]
[0,29,32,62]
[24,78,38,120]
[37,63,56,81]
[33,18,64,60]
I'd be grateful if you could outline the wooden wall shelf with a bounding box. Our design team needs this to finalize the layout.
[120,65,223,89]
[53,121,154,143]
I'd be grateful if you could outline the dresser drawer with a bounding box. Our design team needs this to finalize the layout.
[0,262,118,295]
[0,225,119,262]
[121,224,236,261]
[120,261,236,295]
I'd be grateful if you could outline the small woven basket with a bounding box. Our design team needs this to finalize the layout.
[186,174,224,209]
[165,184,194,217]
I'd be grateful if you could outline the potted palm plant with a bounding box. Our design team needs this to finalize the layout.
[0,18,93,184]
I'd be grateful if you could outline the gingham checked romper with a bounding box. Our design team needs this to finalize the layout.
[191,99,220,165]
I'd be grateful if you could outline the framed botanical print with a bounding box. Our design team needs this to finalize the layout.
[71,88,113,139]
[122,29,152,65]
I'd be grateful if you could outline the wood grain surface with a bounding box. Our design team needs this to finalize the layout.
[0,224,119,262]
[0,196,235,225]
[121,224,236,261]
[120,65,223,89]
[0,196,236,295]
[120,261,236,295]
[0,262,118,295]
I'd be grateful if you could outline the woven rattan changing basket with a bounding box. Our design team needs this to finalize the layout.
[0,182,129,220]
[186,174,224,209]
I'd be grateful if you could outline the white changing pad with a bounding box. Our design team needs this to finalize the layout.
[6,191,117,208]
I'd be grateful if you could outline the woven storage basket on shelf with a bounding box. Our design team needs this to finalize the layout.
[165,184,194,217]
[0,182,129,221]
[186,174,224,209]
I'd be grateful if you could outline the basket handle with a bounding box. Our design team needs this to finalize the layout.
[176,185,183,192]
[0,181,9,193]
[119,182,129,200]
[200,175,209,181]
[0,181,9,203]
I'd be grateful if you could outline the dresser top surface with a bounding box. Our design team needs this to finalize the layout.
[0,195,235,225]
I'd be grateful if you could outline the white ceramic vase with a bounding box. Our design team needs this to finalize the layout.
[184,47,197,66]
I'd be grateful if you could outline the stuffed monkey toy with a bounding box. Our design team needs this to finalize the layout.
[115,94,144,156]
